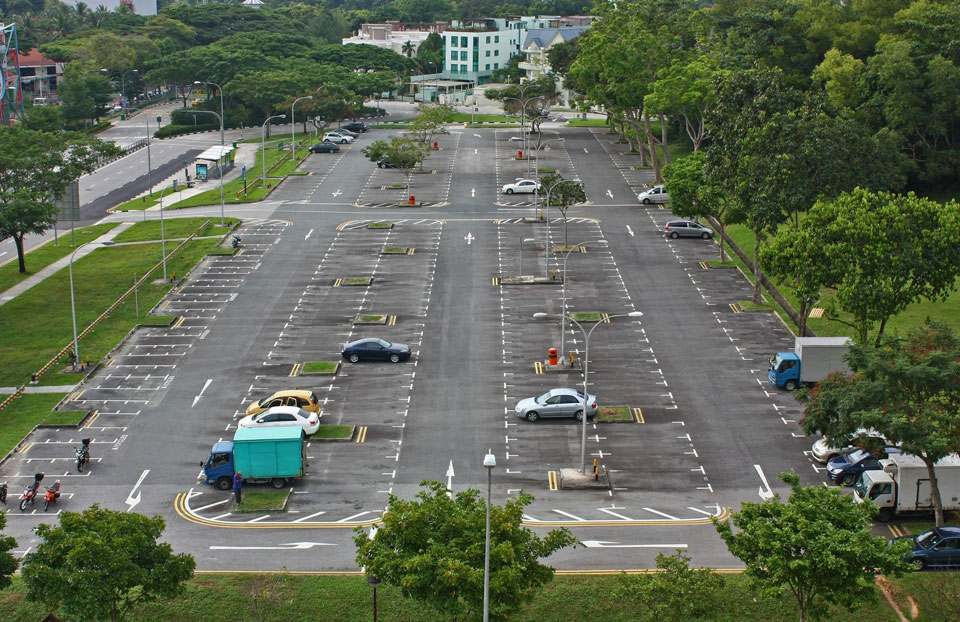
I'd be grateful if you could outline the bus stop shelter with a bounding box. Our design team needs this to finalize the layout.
[194,145,236,181]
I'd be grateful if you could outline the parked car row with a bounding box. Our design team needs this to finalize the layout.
[318,123,370,146]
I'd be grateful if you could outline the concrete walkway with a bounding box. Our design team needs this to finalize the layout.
[0,221,136,307]
[0,385,78,394]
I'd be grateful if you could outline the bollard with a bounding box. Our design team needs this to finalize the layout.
[548,348,558,366]
[518,149,523,159]
[593,458,599,481]
[409,194,415,205]
[569,351,575,366]
[552,268,558,280]
[433,140,438,149]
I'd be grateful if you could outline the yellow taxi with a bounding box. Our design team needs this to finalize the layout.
[245,390,320,417]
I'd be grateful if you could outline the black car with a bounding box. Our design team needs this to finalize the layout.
[896,527,960,570]
[342,122,369,133]
[826,448,885,485]
[377,157,397,169]
[341,338,411,363]
[309,142,340,154]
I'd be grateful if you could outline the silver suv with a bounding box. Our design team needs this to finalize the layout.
[664,220,714,239]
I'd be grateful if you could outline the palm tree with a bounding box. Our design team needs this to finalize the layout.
[91,5,108,29]
[74,2,91,29]
[401,40,415,58]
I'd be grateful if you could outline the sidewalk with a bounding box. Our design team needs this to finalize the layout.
[0,222,135,308]
[0,385,78,394]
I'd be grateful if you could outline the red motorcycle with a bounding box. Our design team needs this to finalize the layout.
[19,473,44,512]
[44,480,61,512]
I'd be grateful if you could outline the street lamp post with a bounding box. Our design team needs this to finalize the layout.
[542,178,584,279]
[262,114,287,187]
[367,574,380,622]
[120,69,138,105]
[559,239,608,357]
[193,81,225,147]
[483,450,496,622]
[157,184,178,280]
[291,95,314,160]
[534,311,643,473]
[69,240,115,371]
[503,88,544,177]
[193,110,226,227]
[532,137,565,221]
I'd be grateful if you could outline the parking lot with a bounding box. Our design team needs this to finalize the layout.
[354,133,461,208]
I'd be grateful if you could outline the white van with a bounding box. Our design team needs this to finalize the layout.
[637,185,670,204]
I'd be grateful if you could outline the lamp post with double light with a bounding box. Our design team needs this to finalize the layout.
[558,239,608,357]
[541,178,585,279]
[261,114,287,187]
[291,95,314,159]
[482,450,496,622]
[193,80,225,146]
[69,240,115,371]
[532,137,564,221]
[192,110,226,227]
[157,184,179,280]
[120,69,138,105]
[533,311,643,473]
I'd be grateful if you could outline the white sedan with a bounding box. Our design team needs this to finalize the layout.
[322,131,354,144]
[501,178,540,195]
[237,406,320,435]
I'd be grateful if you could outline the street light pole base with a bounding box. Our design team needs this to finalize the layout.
[558,467,611,490]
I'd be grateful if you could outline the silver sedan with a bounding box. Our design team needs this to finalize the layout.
[515,388,598,422]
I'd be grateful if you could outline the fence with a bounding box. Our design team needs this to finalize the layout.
[0,386,25,413]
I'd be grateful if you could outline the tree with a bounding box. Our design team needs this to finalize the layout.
[407,103,454,149]
[0,126,118,273]
[614,551,724,622]
[416,32,444,73]
[0,511,17,591]
[540,172,587,246]
[715,472,912,622]
[21,505,195,622]
[355,481,576,622]
[362,136,429,204]
[759,226,830,337]
[19,103,64,132]
[801,322,960,526]
[644,55,722,152]
[57,62,112,127]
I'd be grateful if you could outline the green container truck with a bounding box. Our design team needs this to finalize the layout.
[201,426,306,490]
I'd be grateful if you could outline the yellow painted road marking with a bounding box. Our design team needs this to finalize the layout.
[333,278,342,287]
[492,277,500,286]
[68,390,84,401]
[236,249,245,256]
[632,407,645,424]
[388,315,397,326]
[548,471,559,490]
[579,245,587,253]
[493,218,505,224]
[84,411,101,428]
[887,524,907,538]
[407,248,415,255]
[809,307,825,318]
[106,357,115,367]
[19,442,34,454]
[355,426,368,443]
[289,363,301,377]
[729,303,743,313]
[699,261,709,269]
[601,313,611,324]
[534,361,544,374]
[171,316,185,328]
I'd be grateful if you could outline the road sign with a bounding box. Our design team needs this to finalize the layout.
[54,180,80,222]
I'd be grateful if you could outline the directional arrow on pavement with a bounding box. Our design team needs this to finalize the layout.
[755,464,775,500]
[209,542,336,551]
[473,133,481,138]
[581,541,688,549]
[464,233,474,245]
[125,469,150,512]
[446,460,455,497]
[192,379,212,408]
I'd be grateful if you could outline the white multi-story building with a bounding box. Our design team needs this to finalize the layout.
[439,16,555,85]
[519,27,589,106]
[342,21,449,57]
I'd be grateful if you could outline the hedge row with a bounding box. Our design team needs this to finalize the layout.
[154,123,220,139]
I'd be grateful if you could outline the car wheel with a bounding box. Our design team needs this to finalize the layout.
[506,188,514,195]
[525,411,539,422]
[271,478,286,489]
[216,477,232,491]
[642,198,651,205]
[574,410,584,421]
[670,231,679,239]
[378,163,384,168]
[349,354,359,363]
[911,557,926,571]
[389,354,400,363]
[842,473,856,486]
[702,232,711,239]
[784,379,798,391]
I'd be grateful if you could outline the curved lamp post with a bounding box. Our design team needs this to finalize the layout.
[157,184,179,280]
[532,137,565,221]
[558,239,608,356]
[261,114,287,187]
[482,450,496,622]
[69,240,116,370]
[120,69,138,104]
[503,88,544,176]
[192,110,226,227]
[541,178,584,279]
[533,311,643,473]
[291,95,314,159]
[193,80,225,147]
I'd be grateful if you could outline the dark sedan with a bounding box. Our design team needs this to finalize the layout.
[896,527,960,570]
[826,448,884,485]
[342,122,369,133]
[341,338,411,363]
[309,142,340,154]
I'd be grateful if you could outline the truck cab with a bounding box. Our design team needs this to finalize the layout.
[853,468,896,519]
[203,441,235,490]
[768,352,800,390]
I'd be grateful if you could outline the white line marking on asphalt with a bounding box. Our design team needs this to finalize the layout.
[552,510,586,521]
[597,508,634,521]
[210,542,335,550]
[581,540,688,549]
[337,511,376,522]
[125,469,150,512]
[626,225,634,236]
[292,511,327,523]
[755,464,775,500]
[642,507,680,520]
[305,229,313,240]
[194,499,230,512]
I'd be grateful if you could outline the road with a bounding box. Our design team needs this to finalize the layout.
[2,122,848,572]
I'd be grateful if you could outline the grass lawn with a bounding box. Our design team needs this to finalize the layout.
[382,246,409,254]
[113,185,173,212]
[0,571,934,622]
[368,222,393,229]
[312,424,353,439]
[566,118,609,127]
[0,239,219,387]
[596,406,632,421]
[234,490,289,513]
[113,218,238,243]
[570,311,602,322]
[0,393,78,457]
[302,361,339,374]
[0,224,119,294]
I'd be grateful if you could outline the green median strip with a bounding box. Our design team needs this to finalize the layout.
[233,490,289,513]
[312,424,353,439]
[0,393,73,457]
[0,223,119,293]
[301,361,339,375]
[113,218,237,244]
[595,406,632,421]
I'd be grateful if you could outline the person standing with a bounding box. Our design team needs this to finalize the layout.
[233,471,243,504]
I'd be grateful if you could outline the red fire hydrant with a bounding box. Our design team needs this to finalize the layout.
[409,194,415,205]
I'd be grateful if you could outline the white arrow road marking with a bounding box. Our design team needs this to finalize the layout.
[474,148,478,154]
[471,188,475,197]
[0,251,7,258]
[192,379,213,408]
[626,225,634,237]
[755,464,775,500]
[583,148,589,154]
[473,133,481,138]
[581,541,688,549]
[209,542,335,551]
[305,228,313,240]
[332,189,342,198]
[446,460,455,497]
[464,233,474,245]
[606,189,613,198]
[125,469,149,512]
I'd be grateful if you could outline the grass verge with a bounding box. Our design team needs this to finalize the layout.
[0,393,72,457]
[113,218,237,244]
[596,406,632,421]
[302,361,339,374]
[165,147,295,209]
[382,247,409,254]
[570,311,602,322]
[0,239,219,386]
[312,424,354,439]
[234,490,289,513]
[368,222,393,229]
[0,224,119,293]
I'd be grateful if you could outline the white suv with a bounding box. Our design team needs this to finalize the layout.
[323,131,354,144]
[637,185,670,204]
[811,429,892,463]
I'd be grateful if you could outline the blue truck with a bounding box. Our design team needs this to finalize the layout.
[202,426,306,490]
[768,337,851,391]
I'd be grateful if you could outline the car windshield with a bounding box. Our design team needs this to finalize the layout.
[376,339,391,348]
[846,449,868,463]
[916,530,941,550]
[258,397,271,407]
[537,391,553,403]
[771,354,784,371]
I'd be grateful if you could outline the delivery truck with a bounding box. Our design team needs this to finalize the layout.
[853,453,960,522]
[201,426,306,490]
[768,337,852,390]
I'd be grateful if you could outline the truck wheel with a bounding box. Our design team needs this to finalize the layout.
[876,507,894,523]
[271,478,286,489]
[784,379,798,391]
[911,557,926,571]
[216,477,232,491]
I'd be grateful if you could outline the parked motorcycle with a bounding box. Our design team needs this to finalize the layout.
[0,480,7,504]
[44,480,61,512]
[76,438,90,473]
[19,473,44,511]
[231,235,242,249]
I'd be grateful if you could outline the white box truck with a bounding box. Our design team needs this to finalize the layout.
[768,337,852,390]
[853,453,960,522]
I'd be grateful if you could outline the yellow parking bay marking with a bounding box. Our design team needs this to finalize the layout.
[534,361,544,375]
[83,411,101,428]
[601,313,612,324]
[333,278,343,287]
[887,524,907,538]
[171,316,185,328]
[289,363,302,377]
[355,426,368,443]
[387,315,398,326]
[68,390,84,401]
[236,249,245,256]
[105,357,115,367]
[699,261,709,270]
[632,407,645,424]
[492,277,500,286]
[729,303,743,313]
[548,471,559,491]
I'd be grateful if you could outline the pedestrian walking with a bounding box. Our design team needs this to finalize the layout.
[233,471,243,504]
